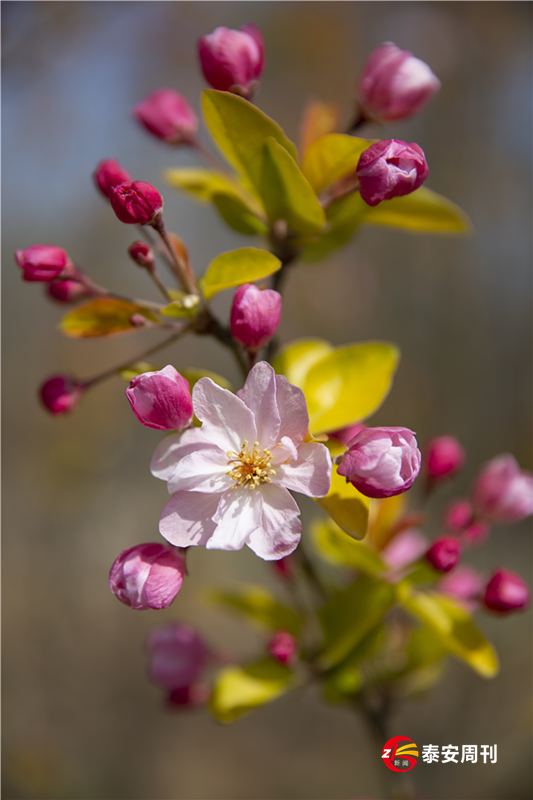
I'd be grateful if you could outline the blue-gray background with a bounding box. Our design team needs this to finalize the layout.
[2,2,532,799]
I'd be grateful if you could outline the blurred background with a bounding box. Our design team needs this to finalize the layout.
[2,2,532,799]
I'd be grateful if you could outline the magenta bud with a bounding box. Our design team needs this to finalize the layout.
[461,521,490,547]
[445,498,473,532]
[133,88,198,144]
[472,454,533,524]
[109,542,185,610]
[439,565,484,603]
[198,23,264,98]
[167,685,209,708]
[327,423,367,447]
[483,569,530,614]
[336,426,421,499]
[128,240,155,270]
[109,181,163,226]
[425,537,461,573]
[230,284,281,351]
[47,279,92,303]
[146,624,207,690]
[93,158,132,199]
[126,365,193,431]
[356,139,429,207]
[358,41,440,122]
[424,436,465,480]
[268,631,298,666]
[39,375,84,415]
[15,244,72,283]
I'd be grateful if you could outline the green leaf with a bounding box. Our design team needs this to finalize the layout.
[210,658,294,723]
[305,342,400,434]
[312,517,383,570]
[202,90,298,198]
[207,585,301,636]
[272,338,334,388]
[60,298,158,338]
[200,248,281,301]
[179,368,233,392]
[260,138,325,236]
[314,463,370,540]
[318,575,396,669]
[360,186,472,233]
[301,191,367,262]
[164,167,244,203]
[398,586,499,678]
[212,193,269,235]
[117,361,161,382]
[301,135,373,195]
[160,292,201,318]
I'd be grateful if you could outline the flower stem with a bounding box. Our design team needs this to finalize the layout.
[152,219,197,295]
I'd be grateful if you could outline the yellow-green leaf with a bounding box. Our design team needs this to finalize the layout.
[164,167,243,203]
[314,465,371,539]
[398,586,499,678]
[301,191,367,262]
[312,516,383,570]
[207,585,301,636]
[60,298,158,338]
[360,186,472,233]
[299,100,340,156]
[200,248,281,301]
[210,658,294,723]
[117,361,161,382]
[301,134,374,195]
[272,338,334,388]
[160,292,201,318]
[212,193,269,235]
[179,368,233,392]
[260,137,325,236]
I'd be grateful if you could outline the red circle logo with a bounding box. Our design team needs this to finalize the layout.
[381,736,419,772]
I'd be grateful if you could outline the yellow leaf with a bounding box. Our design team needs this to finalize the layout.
[60,298,158,338]
[314,464,371,539]
[272,338,334,388]
[301,134,374,195]
[200,248,281,301]
[210,658,294,723]
[360,186,472,233]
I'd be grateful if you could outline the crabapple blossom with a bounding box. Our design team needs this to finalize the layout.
[47,278,92,303]
[109,542,186,610]
[268,631,298,665]
[230,284,281,351]
[472,454,533,523]
[151,361,332,560]
[126,365,193,431]
[445,498,473,531]
[424,435,465,480]
[425,537,461,573]
[40,375,84,415]
[128,240,156,271]
[335,426,421,498]
[483,569,530,613]
[381,528,427,570]
[356,139,429,207]
[198,24,264,98]
[133,89,198,144]
[109,181,163,226]
[146,623,207,691]
[15,245,72,283]
[93,159,131,199]
[358,42,440,122]
[439,565,484,604]
[327,423,366,447]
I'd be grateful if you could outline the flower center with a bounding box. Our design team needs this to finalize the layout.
[226,440,276,490]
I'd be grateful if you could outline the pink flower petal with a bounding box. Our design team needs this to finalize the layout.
[208,487,263,551]
[274,442,332,497]
[150,428,207,483]
[167,446,230,494]
[159,491,220,546]
[193,378,257,452]
[247,484,301,560]
[270,436,299,466]
[275,375,309,447]
[237,361,281,448]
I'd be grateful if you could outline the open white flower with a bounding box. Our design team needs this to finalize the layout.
[151,361,332,560]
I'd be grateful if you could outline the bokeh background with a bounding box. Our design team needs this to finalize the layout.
[2,2,532,799]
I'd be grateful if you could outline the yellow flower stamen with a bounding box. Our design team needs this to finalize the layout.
[226,440,276,490]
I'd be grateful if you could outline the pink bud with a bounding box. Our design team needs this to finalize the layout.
[47,279,92,303]
[424,436,465,480]
[444,498,473,531]
[109,181,163,226]
[93,159,132,199]
[15,245,72,283]
[358,42,440,122]
[461,521,490,547]
[146,623,207,690]
[128,240,155,270]
[109,542,185,610]
[230,284,281,351]
[268,631,298,666]
[472,454,533,524]
[381,528,427,570]
[327,423,367,447]
[167,685,209,708]
[439,565,484,603]
[483,569,530,613]
[356,139,429,207]
[39,375,84,415]
[336,427,421,498]
[133,89,198,144]
[198,23,264,98]
[425,537,461,573]
[126,365,193,431]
